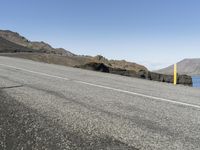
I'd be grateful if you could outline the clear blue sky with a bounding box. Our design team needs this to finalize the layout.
[1,0,200,70]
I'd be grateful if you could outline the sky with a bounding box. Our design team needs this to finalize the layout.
[1,0,200,70]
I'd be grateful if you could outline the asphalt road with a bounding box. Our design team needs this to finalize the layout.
[0,56,200,150]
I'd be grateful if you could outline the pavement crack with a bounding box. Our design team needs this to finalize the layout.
[0,85,24,89]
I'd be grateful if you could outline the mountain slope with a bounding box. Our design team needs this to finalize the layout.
[0,29,147,72]
[0,37,40,53]
[156,58,200,76]
[0,30,75,56]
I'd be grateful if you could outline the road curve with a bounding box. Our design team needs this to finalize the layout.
[0,56,200,150]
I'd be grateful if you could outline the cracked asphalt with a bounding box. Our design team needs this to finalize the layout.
[0,56,200,150]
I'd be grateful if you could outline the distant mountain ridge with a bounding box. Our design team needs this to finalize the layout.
[0,30,75,56]
[156,58,200,76]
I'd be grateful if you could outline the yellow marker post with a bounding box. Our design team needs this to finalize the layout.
[174,64,177,85]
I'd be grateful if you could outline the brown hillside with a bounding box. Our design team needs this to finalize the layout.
[0,30,75,56]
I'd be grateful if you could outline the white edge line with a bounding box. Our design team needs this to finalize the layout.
[0,63,200,109]
[75,81,200,109]
[0,64,69,81]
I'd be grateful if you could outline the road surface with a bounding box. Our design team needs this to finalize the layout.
[0,56,200,150]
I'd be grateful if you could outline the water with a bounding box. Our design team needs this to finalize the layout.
[192,76,200,88]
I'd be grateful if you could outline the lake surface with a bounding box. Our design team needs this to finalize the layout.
[192,76,200,88]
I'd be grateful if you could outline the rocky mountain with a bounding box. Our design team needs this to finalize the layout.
[0,29,192,85]
[0,37,39,53]
[0,30,75,56]
[92,55,148,72]
[156,59,200,76]
[0,30,147,72]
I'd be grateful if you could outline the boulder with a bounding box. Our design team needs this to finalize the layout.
[178,75,193,86]
[109,68,137,77]
[76,62,109,72]
[148,72,161,81]
[136,69,148,79]
[163,74,173,83]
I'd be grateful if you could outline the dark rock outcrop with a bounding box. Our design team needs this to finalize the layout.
[92,55,148,72]
[137,69,148,79]
[148,72,173,83]
[177,75,193,86]
[148,72,192,86]
[109,68,137,77]
[76,62,110,73]
[76,62,139,77]
[77,62,192,86]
